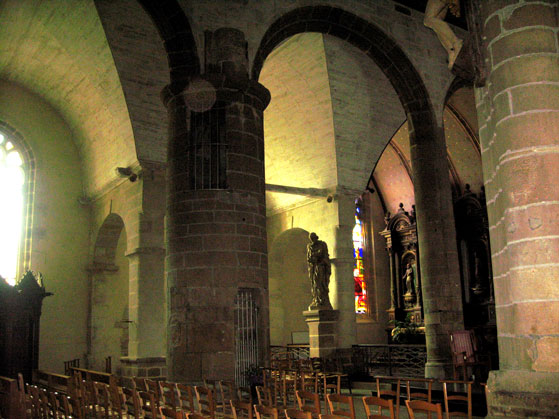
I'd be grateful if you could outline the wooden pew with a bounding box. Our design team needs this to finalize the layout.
[32,370,71,393]
[69,366,117,387]
[0,375,25,418]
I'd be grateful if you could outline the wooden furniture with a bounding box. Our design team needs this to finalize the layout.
[0,272,52,383]
[139,390,158,418]
[362,396,395,419]
[122,386,142,417]
[254,404,279,419]
[326,394,355,419]
[402,377,434,403]
[405,399,443,419]
[296,390,321,417]
[146,378,162,408]
[449,330,490,380]
[285,408,312,419]
[220,380,237,416]
[442,380,472,419]
[178,383,196,414]
[160,380,179,409]
[195,386,216,419]
[161,405,187,418]
[0,376,25,419]
[231,399,254,419]
[375,376,401,418]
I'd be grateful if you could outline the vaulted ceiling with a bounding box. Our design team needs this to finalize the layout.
[0,0,137,196]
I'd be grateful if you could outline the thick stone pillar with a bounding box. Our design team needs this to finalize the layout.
[162,28,271,382]
[476,2,559,416]
[410,123,464,379]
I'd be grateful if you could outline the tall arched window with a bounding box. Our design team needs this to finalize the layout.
[0,130,27,285]
[353,200,367,314]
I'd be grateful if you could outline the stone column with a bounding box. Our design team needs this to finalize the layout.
[162,28,271,382]
[331,192,359,348]
[123,246,166,379]
[476,2,559,416]
[410,123,464,379]
[303,309,339,358]
[122,167,167,380]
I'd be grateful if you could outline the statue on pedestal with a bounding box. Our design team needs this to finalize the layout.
[424,0,463,69]
[307,232,332,310]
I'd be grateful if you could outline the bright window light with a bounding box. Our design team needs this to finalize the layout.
[0,132,24,285]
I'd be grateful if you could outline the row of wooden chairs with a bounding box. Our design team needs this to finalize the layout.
[374,376,474,419]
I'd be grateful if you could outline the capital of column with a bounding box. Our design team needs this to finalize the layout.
[161,74,270,111]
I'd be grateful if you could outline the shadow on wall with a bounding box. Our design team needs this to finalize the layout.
[268,228,312,346]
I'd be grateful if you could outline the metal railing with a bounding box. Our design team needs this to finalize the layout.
[353,344,427,378]
[270,345,310,361]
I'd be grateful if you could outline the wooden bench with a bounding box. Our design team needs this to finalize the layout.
[69,366,117,387]
[32,370,71,393]
[1,375,25,418]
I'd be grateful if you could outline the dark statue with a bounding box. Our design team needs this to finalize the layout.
[307,232,332,310]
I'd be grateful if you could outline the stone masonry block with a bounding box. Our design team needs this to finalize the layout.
[502,3,558,31]
[511,83,559,113]
[534,337,559,372]
[490,55,559,95]
[494,112,559,157]
[495,335,537,370]
[491,28,556,67]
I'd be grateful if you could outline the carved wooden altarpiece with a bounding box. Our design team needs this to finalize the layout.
[380,204,423,327]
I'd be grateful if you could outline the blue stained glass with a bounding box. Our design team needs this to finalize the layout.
[359,248,363,258]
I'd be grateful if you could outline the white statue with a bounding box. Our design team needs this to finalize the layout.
[424,0,463,70]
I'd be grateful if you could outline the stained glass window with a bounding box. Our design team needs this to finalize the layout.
[0,132,25,285]
[353,202,367,314]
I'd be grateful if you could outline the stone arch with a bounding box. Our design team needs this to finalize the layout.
[137,0,200,84]
[252,5,436,148]
[0,120,35,276]
[268,228,312,346]
[91,213,129,373]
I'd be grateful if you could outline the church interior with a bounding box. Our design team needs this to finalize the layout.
[1,0,558,417]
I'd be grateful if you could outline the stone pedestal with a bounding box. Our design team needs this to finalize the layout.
[303,309,339,358]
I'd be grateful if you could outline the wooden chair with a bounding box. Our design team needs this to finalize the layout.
[449,330,490,381]
[139,390,158,418]
[161,405,187,418]
[375,376,402,419]
[195,385,216,419]
[319,414,348,419]
[254,404,279,419]
[237,387,253,404]
[108,383,126,417]
[256,386,274,407]
[322,374,341,397]
[145,378,162,409]
[442,380,472,419]
[296,390,321,418]
[362,396,395,419]
[403,378,434,403]
[122,386,141,418]
[299,371,319,394]
[325,394,355,419]
[133,377,148,392]
[231,399,254,419]
[160,381,179,409]
[405,400,443,419]
[177,383,196,414]
[93,381,112,418]
[285,408,312,419]
[188,413,210,419]
[220,380,237,416]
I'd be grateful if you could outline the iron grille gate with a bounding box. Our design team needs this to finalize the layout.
[235,289,259,387]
